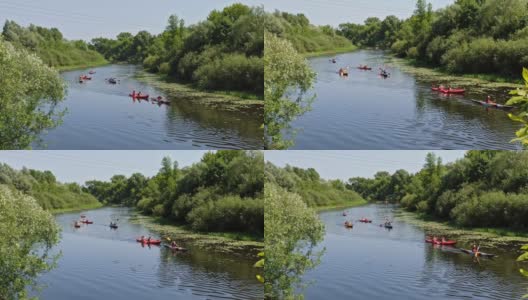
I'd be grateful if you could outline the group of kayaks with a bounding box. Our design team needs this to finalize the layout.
[342,213,393,229]
[129,92,171,105]
[74,214,118,229]
[432,85,515,110]
[136,237,187,251]
[426,236,496,258]
[337,63,390,78]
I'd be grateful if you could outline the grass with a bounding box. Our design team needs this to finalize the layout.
[314,198,368,212]
[134,72,264,111]
[128,214,263,255]
[50,202,103,214]
[55,60,110,72]
[395,210,528,248]
[303,45,359,58]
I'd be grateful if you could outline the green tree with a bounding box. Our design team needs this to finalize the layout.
[264,184,325,299]
[0,185,61,299]
[264,32,316,149]
[0,38,66,149]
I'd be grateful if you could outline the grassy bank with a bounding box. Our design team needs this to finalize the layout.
[55,60,109,72]
[395,210,528,248]
[303,45,358,58]
[129,214,263,255]
[50,202,104,214]
[315,198,368,212]
[134,72,263,111]
[388,56,523,90]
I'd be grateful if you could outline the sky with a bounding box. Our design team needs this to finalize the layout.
[0,151,210,184]
[0,0,264,40]
[265,150,466,181]
[265,0,454,26]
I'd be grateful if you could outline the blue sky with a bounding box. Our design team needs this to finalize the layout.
[0,151,209,184]
[0,0,264,40]
[265,0,454,26]
[265,151,466,180]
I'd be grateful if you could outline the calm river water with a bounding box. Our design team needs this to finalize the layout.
[290,50,521,150]
[33,207,262,300]
[302,204,527,299]
[35,65,263,150]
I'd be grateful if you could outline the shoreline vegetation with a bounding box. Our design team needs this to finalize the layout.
[303,45,358,58]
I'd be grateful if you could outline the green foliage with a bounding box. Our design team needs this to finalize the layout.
[264,183,325,299]
[90,4,263,97]
[0,38,67,149]
[0,185,61,299]
[338,0,528,78]
[84,151,264,237]
[507,68,528,145]
[0,163,101,212]
[347,151,528,230]
[266,162,365,208]
[519,244,528,298]
[2,20,106,68]
[264,32,316,149]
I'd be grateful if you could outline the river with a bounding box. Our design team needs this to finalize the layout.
[33,207,262,300]
[34,65,263,150]
[289,50,521,150]
[301,204,528,300]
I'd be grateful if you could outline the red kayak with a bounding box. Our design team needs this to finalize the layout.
[431,87,440,91]
[439,88,465,94]
[81,76,92,80]
[88,71,96,74]
[136,238,161,245]
[81,220,93,224]
[129,94,149,100]
[358,67,372,70]
[359,219,372,223]
[426,239,457,246]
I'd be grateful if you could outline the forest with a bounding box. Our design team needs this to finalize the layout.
[265,162,365,208]
[84,151,264,237]
[0,163,101,212]
[338,0,528,78]
[347,151,528,230]
[265,10,354,55]
[90,4,263,96]
[2,20,107,69]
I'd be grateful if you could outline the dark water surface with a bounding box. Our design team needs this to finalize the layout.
[290,50,521,150]
[302,204,527,300]
[34,207,262,300]
[35,65,263,149]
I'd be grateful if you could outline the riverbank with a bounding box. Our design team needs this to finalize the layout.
[303,45,358,58]
[135,72,264,110]
[315,198,368,212]
[129,214,263,256]
[387,56,523,91]
[55,60,110,72]
[50,202,104,214]
[395,209,528,248]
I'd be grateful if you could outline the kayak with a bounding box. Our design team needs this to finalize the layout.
[108,78,117,84]
[81,76,92,80]
[81,220,93,224]
[88,71,96,74]
[163,244,187,251]
[425,239,457,246]
[136,239,161,245]
[74,224,81,228]
[471,100,514,110]
[342,212,347,216]
[358,67,372,70]
[380,73,389,78]
[359,219,372,223]
[129,94,149,100]
[460,248,496,258]
[439,88,465,94]
[110,224,118,229]
[384,224,393,229]
[344,223,353,228]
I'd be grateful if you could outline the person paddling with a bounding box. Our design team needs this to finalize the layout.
[486,95,496,104]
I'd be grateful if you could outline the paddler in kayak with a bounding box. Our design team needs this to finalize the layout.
[486,96,496,105]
